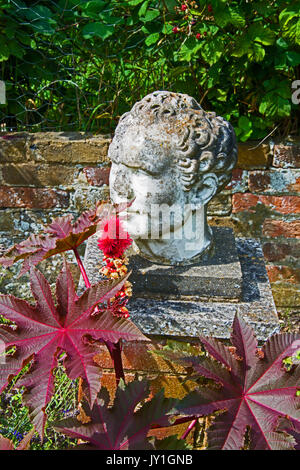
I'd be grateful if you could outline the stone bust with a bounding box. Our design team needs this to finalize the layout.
[108,91,237,265]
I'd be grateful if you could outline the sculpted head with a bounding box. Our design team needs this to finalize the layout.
[108,91,237,265]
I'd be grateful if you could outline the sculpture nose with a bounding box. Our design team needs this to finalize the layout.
[113,164,135,200]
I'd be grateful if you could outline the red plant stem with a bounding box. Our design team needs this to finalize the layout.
[73,247,91,288]
[180,418,198,440]
[73,246,125,385]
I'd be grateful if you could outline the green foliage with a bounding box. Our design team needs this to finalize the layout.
[0,0,299,138]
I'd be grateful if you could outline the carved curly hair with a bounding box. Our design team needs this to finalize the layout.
[116,90,237,193]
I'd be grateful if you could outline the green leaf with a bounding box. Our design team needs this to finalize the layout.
[248,43,265,62]
[138,0,150,17]
[140,9,160,23]
[238,116,252,131]
[145,32,160,46]
[179,38,202,62]
[162,23,174,35]
[232,35,250,58]
[82,22,115,40]
[201,38,224,65]
[286,51,300,66]
[248,24,276,46]
[128,0,145,5]
[259,93,291,118]
[279,8,300,45]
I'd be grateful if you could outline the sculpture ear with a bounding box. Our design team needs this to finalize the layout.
[191,173,218,206]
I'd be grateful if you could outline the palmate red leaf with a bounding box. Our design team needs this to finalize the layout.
[0,201,131,276]
[54,379,178,450]
[169,314,300,450]
[0,261,148,437]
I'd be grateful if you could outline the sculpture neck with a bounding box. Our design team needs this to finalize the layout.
[133,205,213,266]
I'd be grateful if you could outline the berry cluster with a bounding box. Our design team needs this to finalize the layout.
[172,2,212,39]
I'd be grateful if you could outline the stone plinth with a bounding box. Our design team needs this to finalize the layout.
[128,227,242,302]
[80,231,279,342]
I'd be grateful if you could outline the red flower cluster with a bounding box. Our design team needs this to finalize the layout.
[97,216,132,258]
[97,216,133,319]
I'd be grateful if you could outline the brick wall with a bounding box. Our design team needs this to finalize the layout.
[0,132,299,311]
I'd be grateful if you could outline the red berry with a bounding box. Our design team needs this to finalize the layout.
[207,4,213,13]
[181,4,187,11]
[196,33,201,40]
[172,26,179,33]
[204,31,207,36]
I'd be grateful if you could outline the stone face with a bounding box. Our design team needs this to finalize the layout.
[108,90,238,266]
[128,227,242,301]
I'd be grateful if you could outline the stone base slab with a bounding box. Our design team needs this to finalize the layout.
[128,227,242,302]
[81,235,279,342]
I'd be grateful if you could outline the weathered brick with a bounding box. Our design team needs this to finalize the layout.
[248,170,300,195]
[266,265,300,284]
[236,142,271,169]
[262,219,300,238]
[262,240,300,263]
[0,186,69,209]
[0,134,27,163]
[83,166,111,186]
[232,193,300,215]
[27,132,111,164]
[0,163,79,187]
[225,168,248,193]
[70,186,110,212]
[207,193,232,216]
[273,141,300,169]
[271,282,300,307]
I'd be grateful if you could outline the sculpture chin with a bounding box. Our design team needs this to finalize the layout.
[124,206,214,266]
[133,225,214,266]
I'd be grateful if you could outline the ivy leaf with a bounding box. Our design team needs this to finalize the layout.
[53,380,177,450]
[0,202,128,275]
[0,262,148,437]
[166,314,300,450]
